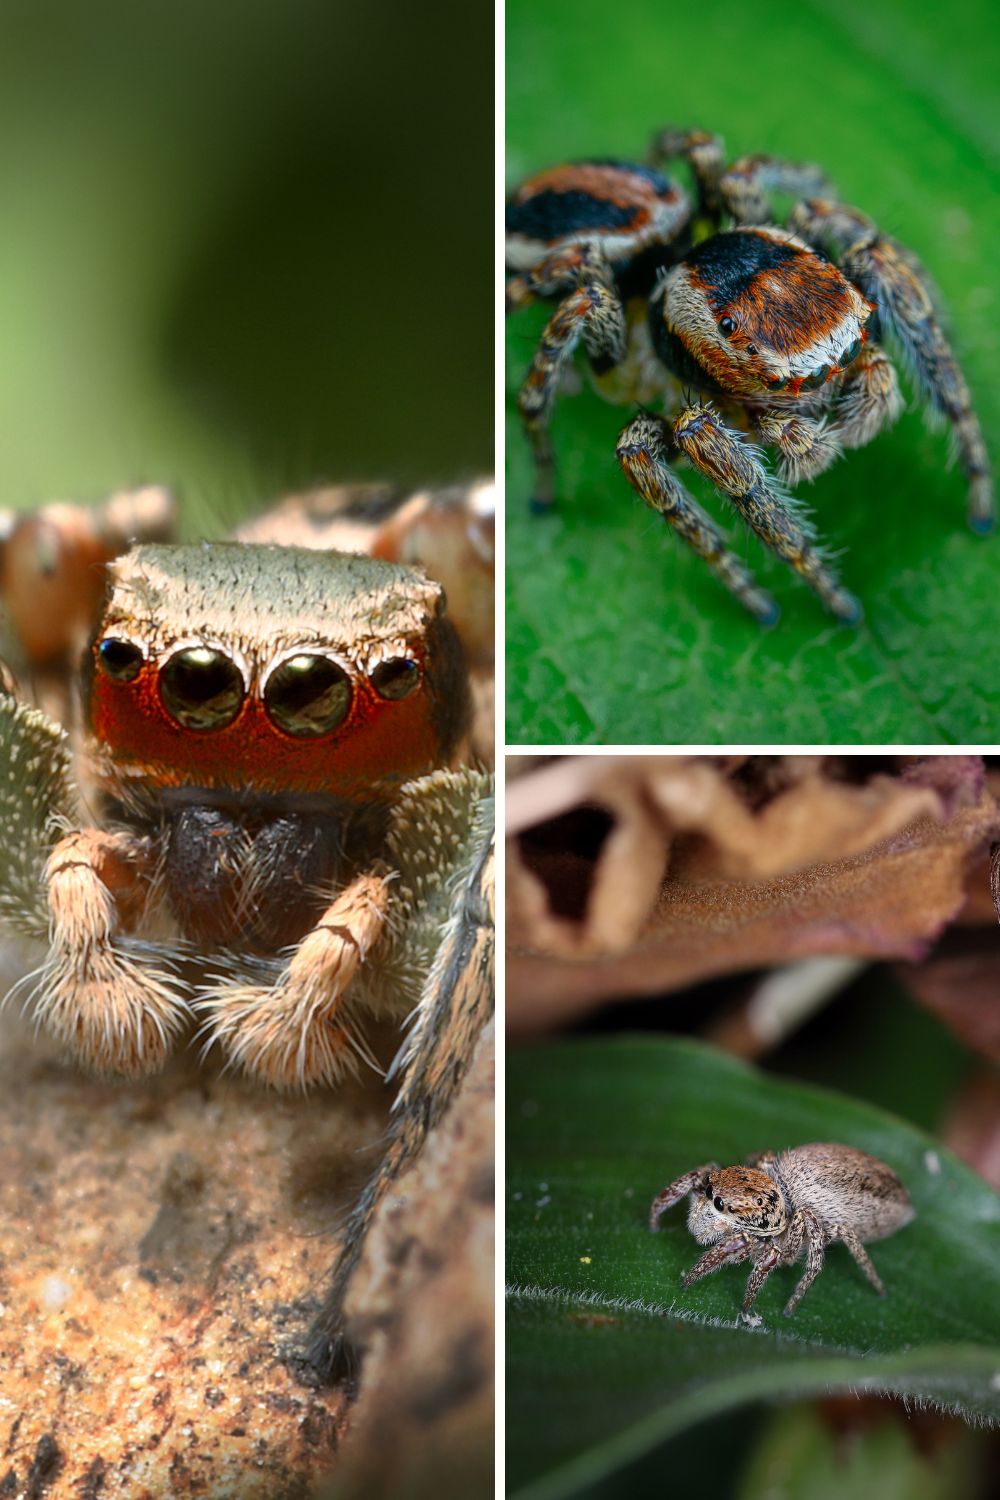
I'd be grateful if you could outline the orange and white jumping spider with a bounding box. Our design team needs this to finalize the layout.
[507,127,993,624]
[650,1142,914,1326]
[0,477,494,1380]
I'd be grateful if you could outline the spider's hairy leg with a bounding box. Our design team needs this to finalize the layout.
[511,246,627,511]
[197,871,393,1090]
[755,411,844,486]
[791,198,994,533]
[781,1206,825,1316]
[741,1243,784,1317]
[648,127,724,217]
[616,412,780,625]
[719,155,831,225]
[504,242,608,313]
[672,402,863,623]
[38,828,188,1076]
[680,1233,751,1288]
[837,1225,886,1297]
[301,831,494,1385]
[831,344,905,451]
[649,1164,719,1229]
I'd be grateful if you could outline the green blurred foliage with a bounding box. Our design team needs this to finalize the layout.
[736,1404,984,1500]
[506,0,1000,744]
[0,0,492,530]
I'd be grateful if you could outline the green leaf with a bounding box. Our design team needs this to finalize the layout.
[506,0,1000,743]
[506,1037,1000,1500]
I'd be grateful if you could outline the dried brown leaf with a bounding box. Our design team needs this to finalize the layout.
[508,757,1000,1037]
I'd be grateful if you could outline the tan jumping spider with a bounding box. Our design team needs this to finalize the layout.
[0,478,494,1380]
[649,1142,914,1325]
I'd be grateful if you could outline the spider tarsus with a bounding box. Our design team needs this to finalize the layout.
[751,595,781,629]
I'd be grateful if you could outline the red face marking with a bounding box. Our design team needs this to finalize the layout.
[88,642,443,799]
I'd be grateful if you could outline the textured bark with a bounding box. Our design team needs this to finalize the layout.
[323,1024,494,1500]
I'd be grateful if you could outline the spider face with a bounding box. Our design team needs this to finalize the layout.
[653,227,875,401]
[87,542,469,803]
[686,1166,787,1244]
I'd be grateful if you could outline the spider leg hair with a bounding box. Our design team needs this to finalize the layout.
[514,246,627,511]
[194,870,392,1092]
[791,198,994,533]
[670,401,862,623]
[616,411,780,624]
[649,1164,720,1229]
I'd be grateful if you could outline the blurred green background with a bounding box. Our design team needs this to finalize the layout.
[506,0,1000,744]
[0,0,492,531]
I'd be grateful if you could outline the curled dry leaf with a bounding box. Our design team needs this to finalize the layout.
[508,756,1000,1037]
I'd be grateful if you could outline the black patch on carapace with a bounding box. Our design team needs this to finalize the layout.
[506,189,639,242]
[684,231,802,311]
[648,291,728,396]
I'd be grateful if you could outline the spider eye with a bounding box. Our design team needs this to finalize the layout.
[714,1196,725,1212]
[96,637,143,682]
[746,344,758,356]
[160,647,245,731]
[767,375,788,392]
[371,657,420,701]
[719,316,736,337]
[801,364,830,390]
[265,653,352,737]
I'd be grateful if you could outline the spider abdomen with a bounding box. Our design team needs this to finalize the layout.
[775,1143,914,1243]
[505,160,690,270]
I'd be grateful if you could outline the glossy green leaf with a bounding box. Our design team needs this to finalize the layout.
[506,0,1000,743]
[506,1038,1000,1500]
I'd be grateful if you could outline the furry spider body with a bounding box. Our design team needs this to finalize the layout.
[506,129,993,624]
[0,479,494,1381]
[650,1142,914,1324]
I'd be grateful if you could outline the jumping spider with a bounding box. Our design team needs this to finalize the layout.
[0,477,494,1379]
[506,127,993,623]
[649,1142,914,1324]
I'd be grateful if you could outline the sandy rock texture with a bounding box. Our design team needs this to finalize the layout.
[0,1011,390,1499]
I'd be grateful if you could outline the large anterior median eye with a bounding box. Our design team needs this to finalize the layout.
[264,653,352,737]
[96,637,144,682]
[160,647,245,731]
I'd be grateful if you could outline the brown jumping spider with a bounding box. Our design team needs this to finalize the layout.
[649,1142,914,1325]
[507,128,993,623]
[0,478,494,1379]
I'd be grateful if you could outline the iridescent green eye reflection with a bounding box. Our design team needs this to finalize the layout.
[160,647,245,731]
[265,654,351,737]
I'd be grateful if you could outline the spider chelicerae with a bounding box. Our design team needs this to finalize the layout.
[506,127,993,624]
